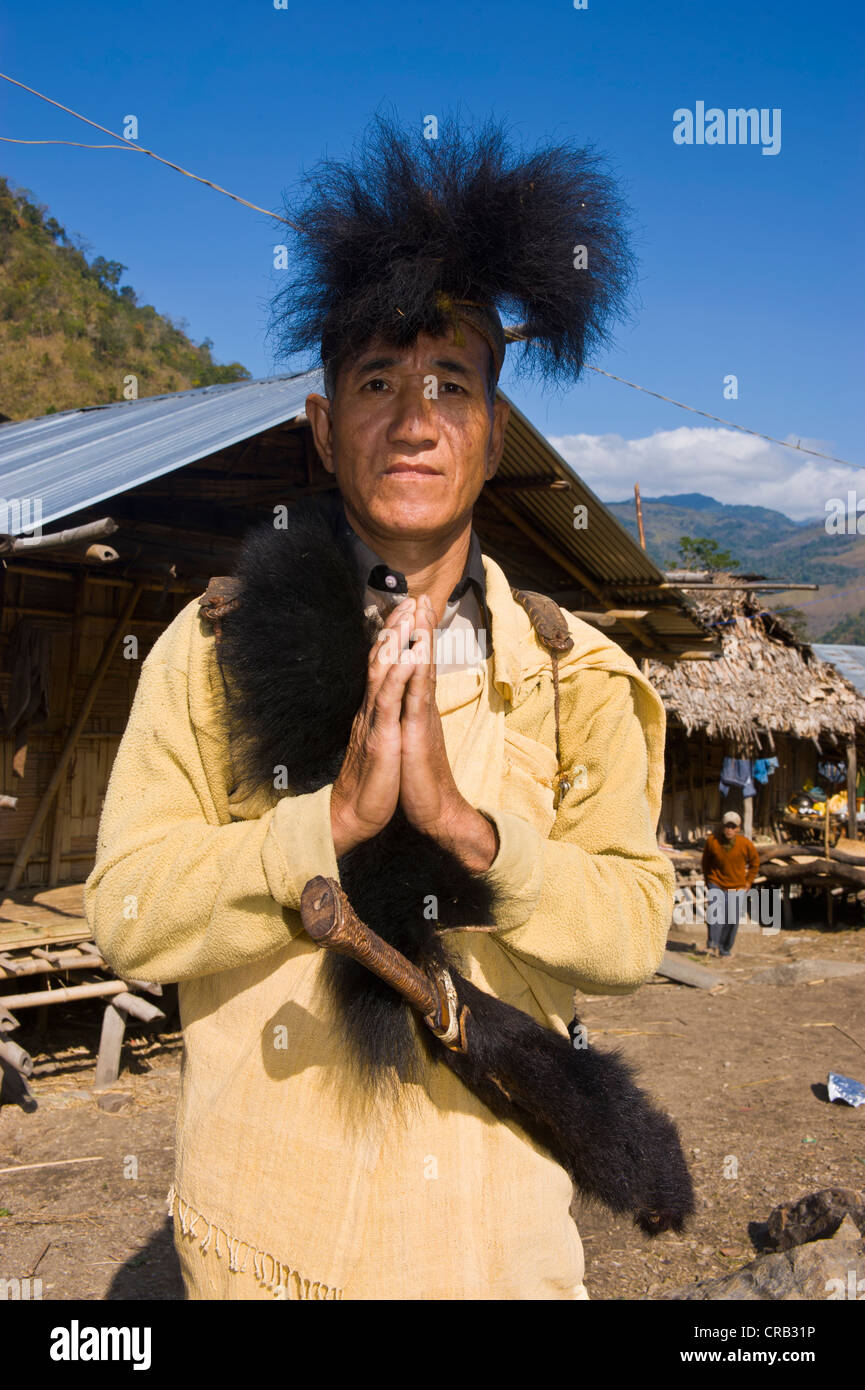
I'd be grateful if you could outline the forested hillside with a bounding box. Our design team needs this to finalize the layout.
[0,176,249,420]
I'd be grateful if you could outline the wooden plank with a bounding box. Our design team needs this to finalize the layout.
[656,951,724,990]
[94,1002,126,1089]
[0,922,91,952]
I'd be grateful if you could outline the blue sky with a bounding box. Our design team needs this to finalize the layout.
[1,0,861,519]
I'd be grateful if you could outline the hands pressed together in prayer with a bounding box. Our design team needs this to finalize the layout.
[330,594,499,872]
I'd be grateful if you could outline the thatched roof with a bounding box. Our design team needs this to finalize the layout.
[646,577,865,751]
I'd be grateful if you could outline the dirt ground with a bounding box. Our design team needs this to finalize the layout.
[1,913,863,1301]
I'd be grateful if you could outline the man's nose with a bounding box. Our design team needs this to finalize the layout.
[386,381,439,444]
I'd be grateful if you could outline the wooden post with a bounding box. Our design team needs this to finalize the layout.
[94,1002,127,1090]
[94,991,165,1090]
[7,517,117,553]
[698,735,707,837]
[670,758,678,843]
[5,582,144,893]
[93,995,165,1089]
[743,794,754,839]
[847,738,858,842]
[48,574,88,886]
[634,483,647,549]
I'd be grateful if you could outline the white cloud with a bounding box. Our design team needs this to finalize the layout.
[547,426,855,522]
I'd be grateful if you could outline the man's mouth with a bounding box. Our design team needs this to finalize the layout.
[383,463,442,476]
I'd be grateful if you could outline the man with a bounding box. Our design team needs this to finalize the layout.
[85,118,677,1299]
[702,810,760,958]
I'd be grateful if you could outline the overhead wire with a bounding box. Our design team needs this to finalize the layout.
[0,70,296,226]
[0,69,857,471]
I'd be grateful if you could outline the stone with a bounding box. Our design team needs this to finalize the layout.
[764,1187,865,1250]
[750,959,865,986]
[96,1090,133,1113]
[662,1198,865,1300]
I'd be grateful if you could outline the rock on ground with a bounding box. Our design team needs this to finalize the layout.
[664,1213,864,1300]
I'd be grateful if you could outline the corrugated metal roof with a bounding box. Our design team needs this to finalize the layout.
[499,396,664,584]
[0,373,316,531]
[493,397,717,656]
[814,645,865,694]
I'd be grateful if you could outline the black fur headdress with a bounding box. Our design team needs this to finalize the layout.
[215,499,694,1237]
[270,115,634,383]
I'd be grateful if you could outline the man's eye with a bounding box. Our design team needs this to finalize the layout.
[362,378,389,391]
[440,381,465,393]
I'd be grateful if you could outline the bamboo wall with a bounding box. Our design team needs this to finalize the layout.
[0,566,187,889]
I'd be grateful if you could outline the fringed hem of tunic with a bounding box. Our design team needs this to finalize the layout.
[166,1183,344,1300]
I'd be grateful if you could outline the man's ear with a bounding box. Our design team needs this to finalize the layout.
[484,397,510,481]
[305,393,335,475]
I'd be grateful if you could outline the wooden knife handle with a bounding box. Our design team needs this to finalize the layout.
[300,876,438,1017]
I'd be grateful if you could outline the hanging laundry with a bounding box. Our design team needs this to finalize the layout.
[817,759,847,785]
[753,757,779,785]
[719,756,756,799]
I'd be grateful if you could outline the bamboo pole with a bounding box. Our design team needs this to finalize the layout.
[0,979,129,1009]
[2,518,117,553]
[634,483,647,549]
[5,581,144,893]
[0,949,105,979]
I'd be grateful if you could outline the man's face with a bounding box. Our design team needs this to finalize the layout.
[305,325,509,547]
[722,823,738,841]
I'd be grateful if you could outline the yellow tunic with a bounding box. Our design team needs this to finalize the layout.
[84,553,675,1300]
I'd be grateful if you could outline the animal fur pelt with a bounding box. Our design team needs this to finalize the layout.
[216,498,694,1235]
[269,114,634,385]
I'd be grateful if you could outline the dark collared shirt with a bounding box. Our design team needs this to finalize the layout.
[339,507,491,671]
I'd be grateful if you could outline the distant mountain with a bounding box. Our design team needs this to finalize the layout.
[820,609,865,644]
[605,492,865,641]
[641,492,726,512]
[0,176,250,419]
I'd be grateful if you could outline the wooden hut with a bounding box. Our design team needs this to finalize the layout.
[646,577,865,848]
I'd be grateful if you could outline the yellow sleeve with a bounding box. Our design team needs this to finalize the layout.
[84,628,339,985]
[477,667,675,993]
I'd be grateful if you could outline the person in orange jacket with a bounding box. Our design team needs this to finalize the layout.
[701,810,760,957]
